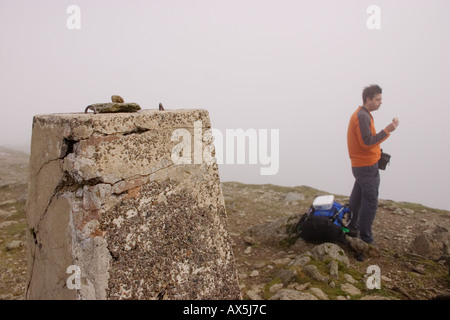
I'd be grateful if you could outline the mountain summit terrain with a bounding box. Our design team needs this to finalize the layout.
[0,146,449,300]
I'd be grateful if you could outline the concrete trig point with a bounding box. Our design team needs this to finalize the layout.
[25,109,241,300]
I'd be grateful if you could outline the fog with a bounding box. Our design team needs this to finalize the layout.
[1,0,449,210]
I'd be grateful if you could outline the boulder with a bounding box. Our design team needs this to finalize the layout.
[411,226,450,259]
[311,242,350,268]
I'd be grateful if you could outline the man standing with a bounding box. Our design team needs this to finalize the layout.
[347,84,399,245]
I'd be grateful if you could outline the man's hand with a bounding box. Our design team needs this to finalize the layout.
[385,117,399,133]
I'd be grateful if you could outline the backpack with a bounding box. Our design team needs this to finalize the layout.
[295,195,352,244]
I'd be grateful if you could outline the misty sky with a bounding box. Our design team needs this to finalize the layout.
[1,0,449,210]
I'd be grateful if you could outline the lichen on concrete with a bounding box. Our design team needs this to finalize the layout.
[101,178,238,299]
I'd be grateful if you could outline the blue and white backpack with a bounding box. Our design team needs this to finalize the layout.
[296,195,353,244]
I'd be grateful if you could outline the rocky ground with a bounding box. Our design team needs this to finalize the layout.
[0,147,28,300]
[223,182,450,300]
[1,146,449,300]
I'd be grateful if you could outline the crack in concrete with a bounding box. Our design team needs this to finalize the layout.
[122,126,150,136]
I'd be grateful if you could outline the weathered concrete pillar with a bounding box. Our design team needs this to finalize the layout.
[25,109,241,300]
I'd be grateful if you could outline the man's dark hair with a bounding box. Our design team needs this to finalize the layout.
[362,85,382,104]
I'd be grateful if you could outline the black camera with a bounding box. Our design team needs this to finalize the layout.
[378,150,391,170]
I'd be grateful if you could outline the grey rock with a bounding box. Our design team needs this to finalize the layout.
[238,273,248,280]
[6,240,24,251]
[341,283,361,296]
[283,192,305,204]
[246,290,262,300]
[328,260,339,279]
[303,265,329,283]
[311,242,349,267]
[412,264,426,274]
[273,258,291,265]
[344,274,357,284]
[250,270,259,277]
[346,236,380,258]
[253,261,266,269]
[269,283,284,293]
[276,268,298,284]
[309,287,329,300]
[289,255,311,267]
[243,236,257,245]
[412,226,450,259]
[269,289,318,300]
[347,236,370,253]
[289,282,310,291]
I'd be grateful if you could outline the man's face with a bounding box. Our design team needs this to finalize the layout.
[367,93,382,111]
